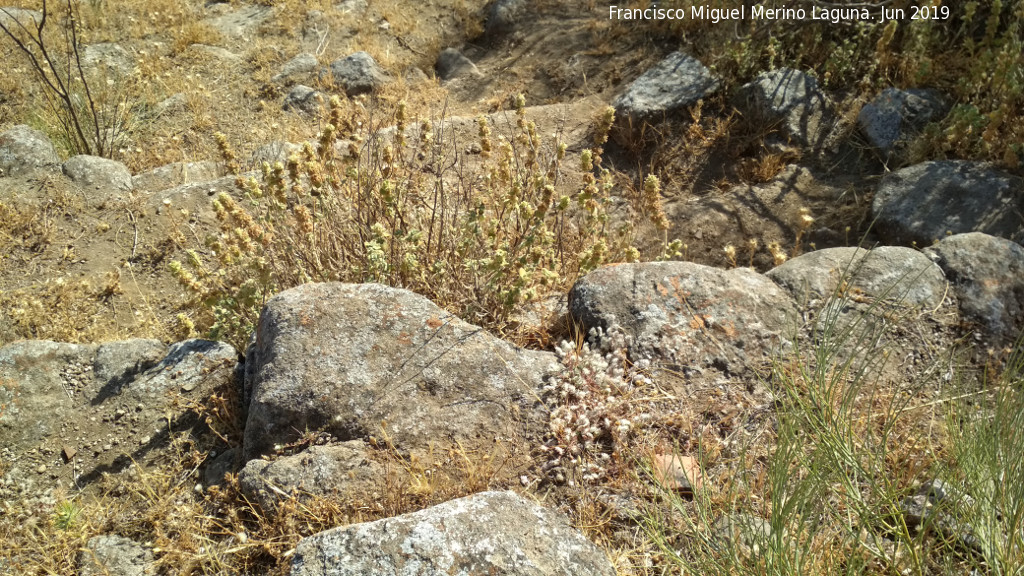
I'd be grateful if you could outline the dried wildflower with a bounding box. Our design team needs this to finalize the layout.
[538,326,652,484]
[643,174,670,232]
[594,106,615,147]
[724,244,737,268]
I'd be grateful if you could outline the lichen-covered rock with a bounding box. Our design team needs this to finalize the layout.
[767,246,948,310]
[130,339,237,397]
[290,491,616,576]
[243,283,558,459]
[858,87,946,154]
[239,441,383,509]
[322,51,389,96]
[63,155,133,194]
[283,84,323,114]
[736,68,833,149]
[873,161,1024,245]
[569,262,798,373]
[0,125,61,177]
[273,53,319,86]
[82,43,135,78]
[79,535,154,576]
[924,233,1024,344]
[613,51,719,133]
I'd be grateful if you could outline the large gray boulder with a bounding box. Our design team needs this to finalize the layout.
[766,246,949,310]
[322,51,389,96]
[613,51,719,134]
[63,155,133,194]
[0,125,61,177]
[858,88,946,154]
[569,262,799,373]
[872,161,1024,245]
[925,233,1024,343]
[78,535,154,576]
[736,68,833,149]
[290,490,616,576]
[239,441,384,510]
[243,283,559,459]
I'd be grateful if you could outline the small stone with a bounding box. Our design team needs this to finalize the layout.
[650,452,702,495]
[62,446,77,462]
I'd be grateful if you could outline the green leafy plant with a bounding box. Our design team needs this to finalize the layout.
[52,500,82,532]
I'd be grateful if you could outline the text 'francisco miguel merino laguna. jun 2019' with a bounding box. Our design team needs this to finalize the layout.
[609,4,952,24]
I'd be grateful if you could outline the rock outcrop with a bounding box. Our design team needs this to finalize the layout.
[239,441,383,510]
[243,283,559,459]
[613,51,719,139]
[736,68,833,150]
[272,53,319,86]
[766,246,948,310]
[322,51,389,96]
[858,87,946,155]
[78,535,154,576]
[0,338,236,496]
[63,155,133,195]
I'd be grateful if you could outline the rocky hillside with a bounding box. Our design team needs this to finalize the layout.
[1,0,1023,575]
